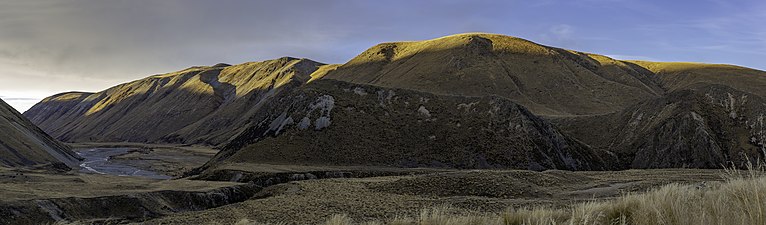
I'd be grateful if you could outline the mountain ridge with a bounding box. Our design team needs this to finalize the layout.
[23,33,766,172]
[323,33,666,115]
[25,57,326,145]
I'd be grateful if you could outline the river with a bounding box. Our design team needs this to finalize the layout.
[76,148,172,179]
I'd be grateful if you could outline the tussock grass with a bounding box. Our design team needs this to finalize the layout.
[240,163,766,225]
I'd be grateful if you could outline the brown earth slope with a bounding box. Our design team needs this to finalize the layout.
[0,98,80,170]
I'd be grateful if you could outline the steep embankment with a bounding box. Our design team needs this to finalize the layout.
[549,61,766,168]
[324,33,665,116]
[0,99,80,170]
[24,57,325,145]
[551,84,766,169]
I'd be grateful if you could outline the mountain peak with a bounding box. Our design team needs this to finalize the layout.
[354,33,547,64]
[324,33,663,115]
[42,91,94,103]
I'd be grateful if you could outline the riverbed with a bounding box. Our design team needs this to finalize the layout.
[76,148,172,179]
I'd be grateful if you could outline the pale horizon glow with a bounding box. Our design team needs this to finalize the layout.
[2,0,765,112]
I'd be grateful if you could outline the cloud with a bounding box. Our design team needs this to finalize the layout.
[2,97,40,101]
[0,1,526,83]
[0,96,42,113]
[538,24,578,48]
[0,0,530,111]
[1,0,765,114]
[2,99,41,113]
[550,24,574,38]
[0,1,350,79]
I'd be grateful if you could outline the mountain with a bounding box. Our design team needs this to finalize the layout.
[25,33,766,172]
[324,33,665,116]
[25,57,325,145]
[193,79,615,175]
[196,34,765,172]
[627,61,766,96]
[0,98,80,170]
[549,63,766,168]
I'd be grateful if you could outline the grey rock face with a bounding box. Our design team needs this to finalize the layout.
[551,85,766,169]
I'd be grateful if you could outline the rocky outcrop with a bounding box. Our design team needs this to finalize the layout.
[551,85,766,169]
[195,79,615,174]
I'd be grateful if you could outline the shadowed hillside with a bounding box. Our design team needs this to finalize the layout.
[550,84,766,169]
[0,98,80,170]
[191,79,616,177]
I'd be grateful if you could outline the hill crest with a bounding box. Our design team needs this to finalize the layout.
[325,33,666,115]
[25,57,326,144]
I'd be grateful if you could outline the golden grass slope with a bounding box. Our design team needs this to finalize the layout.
[24,57,325,145]
[0,98,80,169]
[237,168,765,225]
[309,64,342,82]
[627,60,766,97]
[325,33,665,116]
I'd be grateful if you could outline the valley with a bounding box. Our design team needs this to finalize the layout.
[76,147,171,179]
[70,143,218,177]
[0,145,731,224]
[2,33,766,224]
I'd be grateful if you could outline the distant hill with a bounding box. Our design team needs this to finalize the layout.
[25,33,766,172]
[25,57,325,145]
[0,98,80,170]
[627,61,766,97]
[324,33,665,115]
[549,72,766,169]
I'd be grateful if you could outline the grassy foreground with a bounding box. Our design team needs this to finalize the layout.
[239,167,765,225]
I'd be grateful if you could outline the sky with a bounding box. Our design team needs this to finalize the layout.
[1,0,765,112]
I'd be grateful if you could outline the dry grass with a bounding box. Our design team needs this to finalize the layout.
[238,164,766,225]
